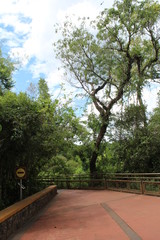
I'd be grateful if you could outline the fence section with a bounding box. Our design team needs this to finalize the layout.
[37,173,160,197]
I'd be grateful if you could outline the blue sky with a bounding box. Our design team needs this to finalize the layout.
[0,0,113,93]
[0,0,160,113]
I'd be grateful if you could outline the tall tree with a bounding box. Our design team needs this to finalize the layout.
[38,78,50,102]
[148,91,160,171]
[54,0,160,174]
[0,49,15,95]
[27,82,38,99]
[0,92,47,208]
[109,104,150,172]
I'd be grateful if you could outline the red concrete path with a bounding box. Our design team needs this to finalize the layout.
[10,190,160,240]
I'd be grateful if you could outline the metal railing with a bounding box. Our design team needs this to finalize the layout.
[37,173,160,197]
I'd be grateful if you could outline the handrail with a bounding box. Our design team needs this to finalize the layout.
[37,172,160,177]
[37,173,160,181]
[36,173,160,197]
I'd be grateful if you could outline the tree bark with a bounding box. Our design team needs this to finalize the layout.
[90,123,108,174]
[137,82,147,128]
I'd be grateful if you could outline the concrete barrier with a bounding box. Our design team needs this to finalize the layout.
[0,185,57,240]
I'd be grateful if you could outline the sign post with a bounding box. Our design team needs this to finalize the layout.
[20,179,23,200]
[15,167,26,200]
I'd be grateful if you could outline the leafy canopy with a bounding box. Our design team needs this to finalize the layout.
[54,0,160,173]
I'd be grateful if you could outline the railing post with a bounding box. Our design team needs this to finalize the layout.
[140,180,144,194]
[79,176,82,189]
[127,182,130,190]
[116,181,119,189]
[104,177,108,189]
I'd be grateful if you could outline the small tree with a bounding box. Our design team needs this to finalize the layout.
[54,0,160,173]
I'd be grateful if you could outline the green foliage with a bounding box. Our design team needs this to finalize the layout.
[54,0,160,172]
[112,104,148,140]
[1,0,160,209]
[0,79,89,208]
[0,92,45,207]
[87,113,102,141]
[107,97,160,173]
[39,154,85,178]
[0,49,15,95]
[96,143,123,173]
[38,78,51,102]
[0,92,50,168]
[147,94,160,171]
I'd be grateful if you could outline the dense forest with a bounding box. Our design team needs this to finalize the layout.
[1,0,160,209]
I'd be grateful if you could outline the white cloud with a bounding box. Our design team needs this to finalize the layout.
[0,0,110,76]
[46,68,64,90]
[0,27,17,43]
[57,1,100,24]
[0,14,31,34]
[0,0,58,63]
[10,47,29,66]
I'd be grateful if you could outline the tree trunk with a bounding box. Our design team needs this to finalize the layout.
[137,82,147,128]
[90,123,108,174]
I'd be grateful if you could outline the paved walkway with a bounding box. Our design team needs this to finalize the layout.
[10,190,160,240]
